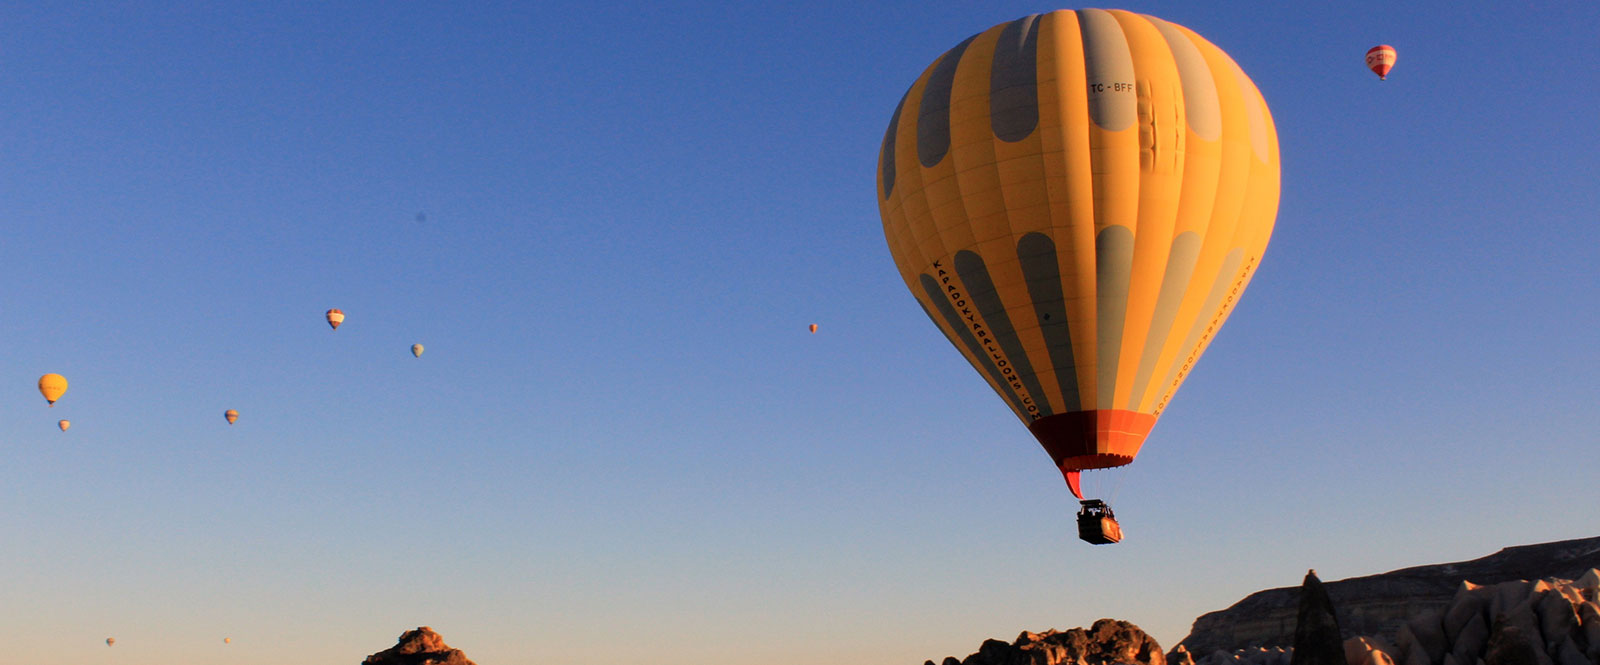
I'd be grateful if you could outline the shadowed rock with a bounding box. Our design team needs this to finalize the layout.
[363,627,475,665]
[1482,615,1541,665]
[1179,537,1600,654]
[1291,570,1344,665]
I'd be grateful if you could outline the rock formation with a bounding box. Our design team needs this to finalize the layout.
[1180,537,1600,655]
[925,618,1165,665]
[363,626,476,665]
[926,538,1600,665]
[1183,570,1600,665]
[1293,570,1346,665]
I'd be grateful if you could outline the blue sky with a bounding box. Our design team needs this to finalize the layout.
[2,2,1597,663]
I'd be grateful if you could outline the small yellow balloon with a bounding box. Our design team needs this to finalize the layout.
[38,373,68,406]
[411,343,424,358]
[58,420,70,432]
[224,409,239,425]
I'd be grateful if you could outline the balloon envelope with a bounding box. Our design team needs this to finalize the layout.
[877,10,1279,489]
[224,409,239,425]
[58,420,70,432]
[326,308,344,330]
[106,638,115,647]
[1365,45,1397,80]
[411,344,424,358]
[38,373,68,406]
[808,324,818,333]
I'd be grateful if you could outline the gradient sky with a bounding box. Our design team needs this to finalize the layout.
[2,1,1597,664]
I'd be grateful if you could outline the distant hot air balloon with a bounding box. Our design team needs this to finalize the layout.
[326,309,344,330]
[224,409,239,425]
[224,637,232,644]
[58,420,70,432]
[1366,45,1397,80]
[808,324,818,334]
[411,343,424,358]
[106,638,115,647]
[38,373,68,406]
[877,10,1280,522]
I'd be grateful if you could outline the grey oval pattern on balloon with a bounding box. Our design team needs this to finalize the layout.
[1094,225,1136,408]
[1077,8,1136,132]
[954,250,1054,418]
[1149,17,1221,141]
[1229,58,1271,162]
[1017,232,1081,412]
[918,274,1028,418]
[1127,231,1204,410]
[990,14,1041,142]
[1151,248,1245,410]
[880,88,908,199]
[917,33,978,167]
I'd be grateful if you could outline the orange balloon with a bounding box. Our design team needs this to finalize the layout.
[224,409,239,425]
[58,420,70,432]
[1366,45,1397,80]
[809,324,818,333]
[326,308,344,330]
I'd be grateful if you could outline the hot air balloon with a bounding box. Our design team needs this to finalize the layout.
[224,637,232,644]
[38,373,68,406]
[224,409,239,425]
[326,308,344,330]
[411,344,424,358]
[808,324,818,334]
[1365,45,1396,80]
[106,638,115,647]
[58,420,70,432]
[877,9,1279,542]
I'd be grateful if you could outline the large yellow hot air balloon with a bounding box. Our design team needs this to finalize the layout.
[877,10,1279,508]
[326,309,345,330]
[224,409,239,425]
[38,373,68,406]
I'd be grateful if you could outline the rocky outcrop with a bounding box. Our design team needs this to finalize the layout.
[1193,645,1293,665]
[1293,571,1346,665]
[1382,573,1600,665]
[1180,537,1600,655]
[925,619,1165,665]
[363,627,476,665]
[1187,572,1600,665]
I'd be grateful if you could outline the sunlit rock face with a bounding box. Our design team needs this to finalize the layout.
[924,619,1166,665]
[1179,538,1600,655]
[363,626,476,665]
[1381,573,1600,665]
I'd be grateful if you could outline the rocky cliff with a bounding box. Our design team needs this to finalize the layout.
[1187,570,1600,665]
[363,626,476,665]
[1179,537,1600,655]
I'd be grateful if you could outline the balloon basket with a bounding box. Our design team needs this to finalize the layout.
[1077,499,1122,545]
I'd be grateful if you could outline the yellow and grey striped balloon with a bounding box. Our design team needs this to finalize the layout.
[877,9,1279,484]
